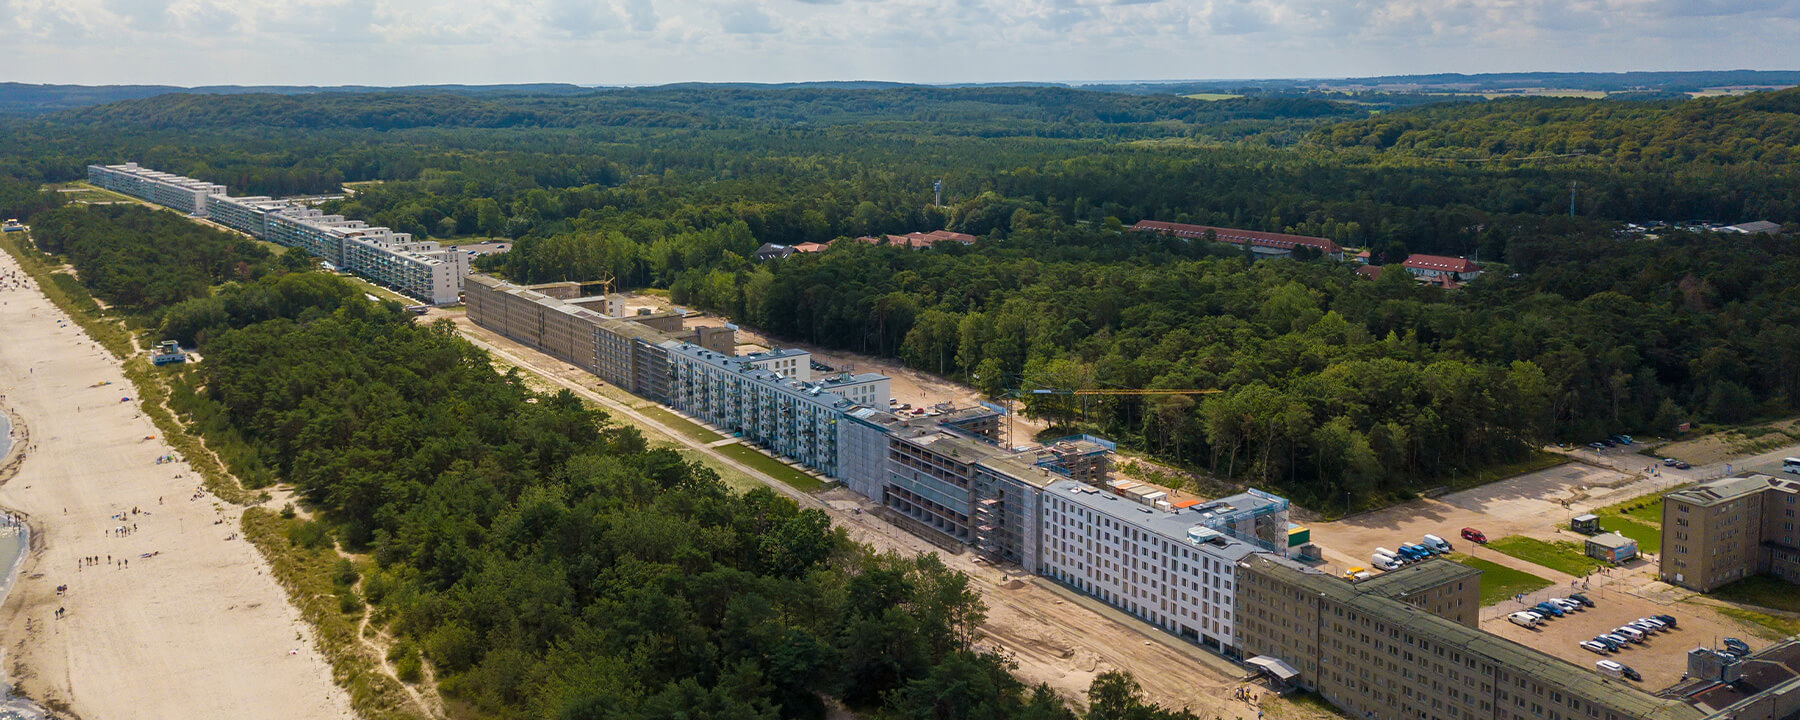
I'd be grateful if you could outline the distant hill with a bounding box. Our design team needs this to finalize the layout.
[0,82,594,115]
[1080,70,1800,97]
[8,71,1796,116]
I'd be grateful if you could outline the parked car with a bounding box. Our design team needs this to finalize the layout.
[1400,544,1430,560]
[1461,527,1488,544]
[1580,640,1611,655]
[1589,442,1607,449]
[1568,592,1595,607]
[1635,617,1669,631]
[1600,438,1617,447]
[1628,620,1662,635]
[1596,634,1628,650]
[1552,598,1583,612]
[1423,534,1454,553]
[1653,614,1677,628]
[1618,435,1634,444]
[1676,460,1692,469]
[1613,626,1646,642]
[1533,601,1565,618]
[1664,458,1680,467]
[1724,638,1752,656]
[1508,612,1540,629]
[1596,660,1642,681]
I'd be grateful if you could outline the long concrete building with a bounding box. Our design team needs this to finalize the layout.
[88,162,469,304]
[1236,554,1705,720]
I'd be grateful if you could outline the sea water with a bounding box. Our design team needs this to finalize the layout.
[0,413,48,718]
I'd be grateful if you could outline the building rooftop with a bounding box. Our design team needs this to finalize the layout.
[1587,532,1637,550]
[1047,479,1263,562]
[1356,558,1482,599]
[1667,474,1780,506]
[1129,220,1343,254]
[1242,555,1705,720]
[1403,254,1482,273]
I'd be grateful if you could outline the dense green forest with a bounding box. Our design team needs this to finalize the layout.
[12,203,1198,719]
[3,85,1797,510]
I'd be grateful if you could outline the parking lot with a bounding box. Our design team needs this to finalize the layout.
[1479,578,1762,689]
[1308,462,1632,573]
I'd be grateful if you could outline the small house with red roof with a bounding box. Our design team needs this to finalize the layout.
[1401,254,1483,283]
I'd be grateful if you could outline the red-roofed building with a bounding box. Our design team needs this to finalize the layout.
[1129,220,1344,261]
[1355,265,1384,280]
[792,242,828,253]
[1401,254,1483,283]
[855,230,980,250]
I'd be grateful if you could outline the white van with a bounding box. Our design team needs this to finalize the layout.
[1372,553,1401,571]
[1423,534,1453,553]
[1596,660,1626,679]
[1375,547,1399,563]
[1507,612,1539,629]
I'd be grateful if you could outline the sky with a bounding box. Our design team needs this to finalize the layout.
[3,0,1799,86]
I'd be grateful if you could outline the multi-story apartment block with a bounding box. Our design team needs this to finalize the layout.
[88,162,227,215]
[1039,481,1278,655]
[464,274,678,399]
[86,163,469,304]
[1661,474,1800,591]
[664,343,889,478]
[1236,554,1701,720]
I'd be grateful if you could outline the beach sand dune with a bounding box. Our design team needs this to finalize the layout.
[0,250,353,719]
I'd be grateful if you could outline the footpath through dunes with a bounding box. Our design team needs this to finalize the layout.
[0,249,354,720]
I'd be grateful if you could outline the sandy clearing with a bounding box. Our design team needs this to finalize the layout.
[0,252,353,720]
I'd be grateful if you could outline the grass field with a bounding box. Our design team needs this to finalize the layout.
[637,406,725,443]
[718,444,823,492]
[1711,576,1800,614]
[1602,516,1661,554]
[1486,536,1606,576]
[1717,606,1800,640]
[1594,491,1671,526]
[1450,554,1554,605]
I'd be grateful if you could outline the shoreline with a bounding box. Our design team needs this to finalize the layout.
[0,250,354,718]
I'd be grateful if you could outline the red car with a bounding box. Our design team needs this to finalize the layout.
[1461,528,1488,544]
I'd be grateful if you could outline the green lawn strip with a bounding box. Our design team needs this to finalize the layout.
[1710,576,1800,614]
[1716,606,1800,641]
[1448,553,1554,605]
[717,444,823,492]
[1593,490,1674,526]
[1486,536,1606,576]
[1600,516,1661,554]
[636,406,725,443]
[243,508,424,720]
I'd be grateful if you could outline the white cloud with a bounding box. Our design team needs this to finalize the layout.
[1,0,1796,85]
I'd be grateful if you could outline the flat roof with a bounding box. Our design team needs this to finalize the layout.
[1667,474,1777,506]
[1587,532,1637,549]
[1046,479,1261,562]
[1356,558,1481,599]
[1241,556,1704,720]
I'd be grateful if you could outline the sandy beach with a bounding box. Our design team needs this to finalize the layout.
[0,249,354,719]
